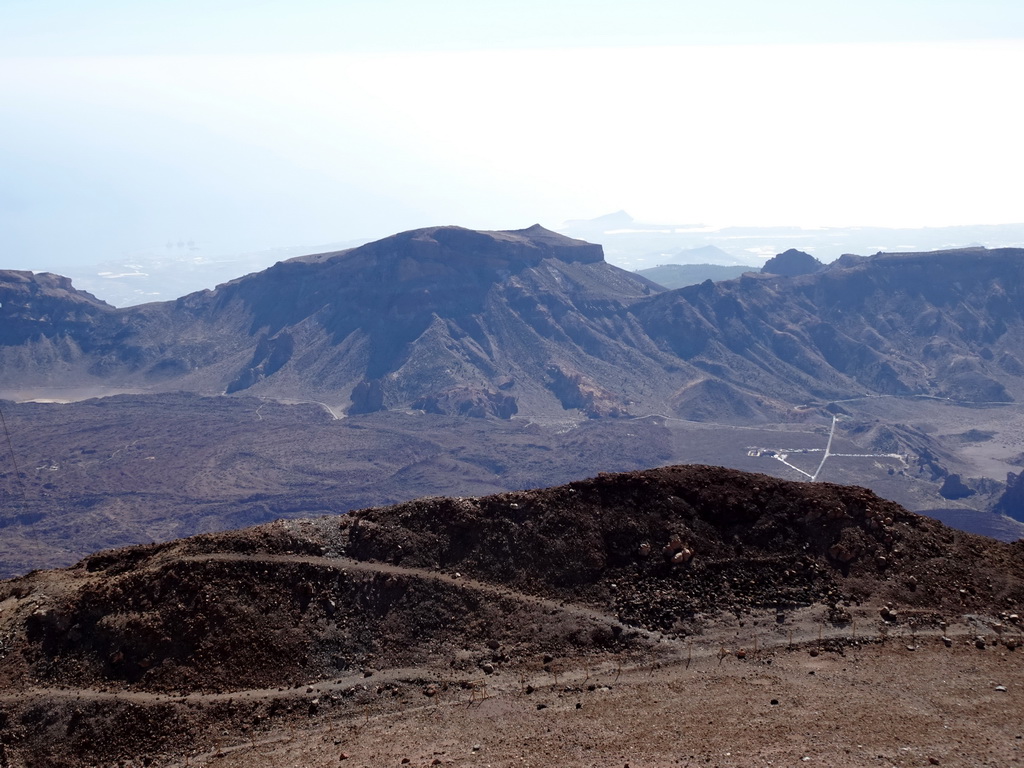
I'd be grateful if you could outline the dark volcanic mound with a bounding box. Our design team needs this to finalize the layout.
[2,464,1024,765]
[3,465,1020,692]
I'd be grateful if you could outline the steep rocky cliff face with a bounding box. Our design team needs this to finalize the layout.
[0,270,176,390]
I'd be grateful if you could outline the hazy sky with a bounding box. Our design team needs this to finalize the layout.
[3,1,1023,269]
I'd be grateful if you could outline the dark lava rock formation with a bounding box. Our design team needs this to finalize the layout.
[0,271,112,347]
[939,473,976,500]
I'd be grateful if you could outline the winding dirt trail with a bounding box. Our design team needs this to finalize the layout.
[185,551,643,637]
[4,550,1006,714]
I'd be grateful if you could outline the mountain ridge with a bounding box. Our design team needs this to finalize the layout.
[634,245,1024,407]
[2,231,1023,424]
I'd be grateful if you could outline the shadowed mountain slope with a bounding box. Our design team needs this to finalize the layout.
[0,271,112,345]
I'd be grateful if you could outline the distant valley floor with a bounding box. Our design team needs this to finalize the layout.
[1,392,1022,577]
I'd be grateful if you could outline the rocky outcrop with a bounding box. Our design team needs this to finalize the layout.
[994,472,1024,521]
[939,473,976,500]
[761,248,824,277]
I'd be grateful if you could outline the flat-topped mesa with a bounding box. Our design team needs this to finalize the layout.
[221,224,608,330]
[487,223,606,264]
[216,223,617,332]
[831,245,1024,272]
[298,224,605,275]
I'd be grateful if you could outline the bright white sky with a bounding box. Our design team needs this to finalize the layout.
[2,1,1023,267]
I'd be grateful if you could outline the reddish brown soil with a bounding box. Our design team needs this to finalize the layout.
[185,634,1024,768]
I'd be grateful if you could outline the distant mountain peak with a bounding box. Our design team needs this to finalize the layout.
[511,223,553,235]
[593,210,634,226]
[561,210,635,230]
[324,224,606,267]
[184,223,644,414]
[505,222,578,240]
[284,224,603,271]
[761,248,824,277]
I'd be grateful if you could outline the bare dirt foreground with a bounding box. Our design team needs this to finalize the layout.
[8,609,1024,767]
[3,465,1024,767]
[163,618,1024,768]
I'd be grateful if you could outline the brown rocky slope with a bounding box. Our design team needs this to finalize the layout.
[2,465,1024,765]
